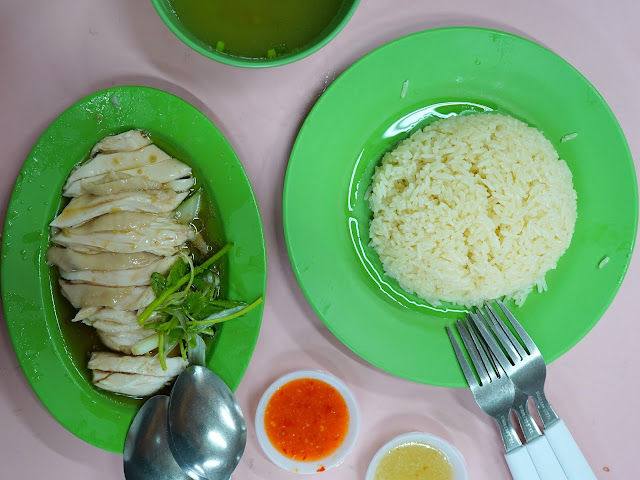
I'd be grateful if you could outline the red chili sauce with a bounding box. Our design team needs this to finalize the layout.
[264,378,349,461]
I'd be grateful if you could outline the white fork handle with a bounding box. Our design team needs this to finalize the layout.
[505,446,540,480]
[525,435,567,479]
[544,420,597,480]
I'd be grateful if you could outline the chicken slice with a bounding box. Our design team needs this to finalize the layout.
[63,159,193,197]
[65,173,195,197]
[90,352,188,396]
[59,280,154,310]
[50,190,189,228]
[72,306,101,322]
[79,308,139,325]
[90,129,152,157]
[52,218,194,256]
[92,319,146,334]
[59,255,178,286]
[80,308,161,327]
[64,144,171,188]
[52,228,192,257]
[59,211,172,231]
[84,310,161,355]
[92,370,172,397]
[89,352,187,377]
[98,330,154,355]
[71,174,161,196]
[47,246,161,272]
[166,178,195,192]
[74,211,189,232]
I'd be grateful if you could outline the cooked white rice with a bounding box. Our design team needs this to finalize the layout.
[368,113,577,306]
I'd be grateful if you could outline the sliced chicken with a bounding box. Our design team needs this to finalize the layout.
[52,220,194,256]
[64,144,171,187]
[59,280,154,310]
[80,308,162,327]
[92,370,172,397]
[47,246,162,272]
[90,352,188,396]
[191,233,212,255]
[65,172,194,197]
[98,330,154,355]
[90,129,152,157]
[50,190,189,228]
[69,173,160,197]
[59,255,178,286]
[79,308,140,325]
[52,133,196,397]
[64,158,193,197]
[92,319,146,334]
[89,352,187,377]
[72,306,101,322]
[166,178,195,192]
[88,312,162,355]
[59,211,172,231]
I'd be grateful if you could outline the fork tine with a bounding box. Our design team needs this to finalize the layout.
[469,312,513,375]
[468,317,508,378]
[483,303,527,361]
[476,306,520,362]
[496,299,540,355]
[464,317,499,381]
[455,320,492,386]
[446,326,479,388]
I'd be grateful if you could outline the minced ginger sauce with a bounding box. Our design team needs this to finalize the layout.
[374,442,453,480]
[264,378,349,461]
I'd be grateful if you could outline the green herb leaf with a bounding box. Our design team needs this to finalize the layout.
[166,259,188,288]
[189,297,263,327]
[192,270,214,292]
[185,291,207,317]
[210,299,244,308]
[167,328,183,345]
[132,243,261,372]
[150,272,167,296]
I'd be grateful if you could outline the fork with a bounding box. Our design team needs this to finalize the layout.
[470,312,566,479]
[447,320,539,480]
[477,300,597,480]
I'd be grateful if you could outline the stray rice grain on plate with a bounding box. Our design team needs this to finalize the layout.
[368,113,577,306]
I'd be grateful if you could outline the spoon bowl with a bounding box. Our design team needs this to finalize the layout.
[168,365,247,480]
[124,395,192,480]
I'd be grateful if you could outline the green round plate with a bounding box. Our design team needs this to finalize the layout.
[1,86,266,452]
[283,27,638,387]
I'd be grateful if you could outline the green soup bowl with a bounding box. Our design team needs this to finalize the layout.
[151,0,360,68]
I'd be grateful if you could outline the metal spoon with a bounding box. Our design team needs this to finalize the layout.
[124,395,192,480]
[167,366,247,480]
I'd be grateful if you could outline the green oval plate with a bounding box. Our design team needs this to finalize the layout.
[1,86,266,452]
[283,27,638,387]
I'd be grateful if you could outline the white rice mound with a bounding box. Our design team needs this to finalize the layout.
[368,113,577,307]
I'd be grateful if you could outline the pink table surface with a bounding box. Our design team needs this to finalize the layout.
[1,1,638,479]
